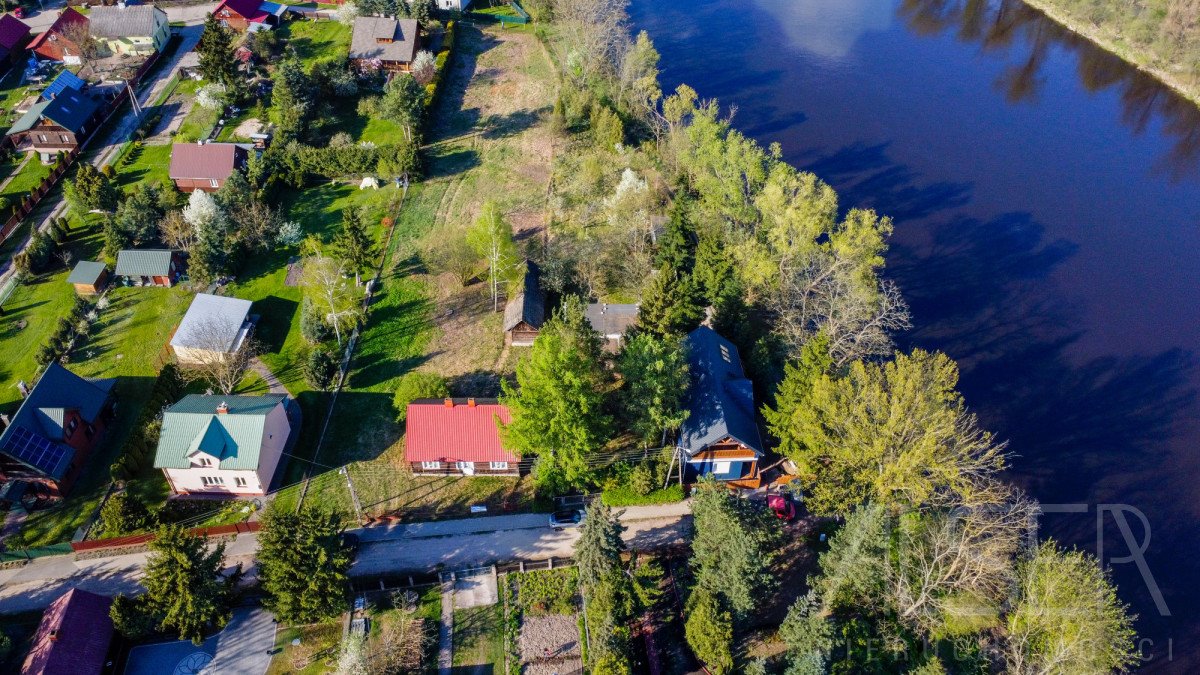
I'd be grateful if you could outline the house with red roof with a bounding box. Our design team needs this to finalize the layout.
[20,588,114,675]
[0,14,32,66]
[27,8,87,63]
[212,0,285,32]
[405,399,520,476]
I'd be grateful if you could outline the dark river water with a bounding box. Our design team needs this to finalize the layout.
[628,0,1200,669]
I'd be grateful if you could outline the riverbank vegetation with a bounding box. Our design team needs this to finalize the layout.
[518,0,1142,670]
[1018,0,1200,102]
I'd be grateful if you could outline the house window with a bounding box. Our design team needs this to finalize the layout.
[456,461,474,472]
[234,476,247,487]
[210,179,219,188]
[65,418,78,437]
[198,457,213,467]
[201,476,225,486]
[713,461,732,475]
[59,135,68,143]
[421,461,440,470]
[489,461,509,470]
[37,134,47,143]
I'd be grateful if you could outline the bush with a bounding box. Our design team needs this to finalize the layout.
[602,484,685,507]
[630,462,655,495]
[300,297,333,344]
[97,492,154,538]
[516,568,577,615]
[304,347,338,391]
[392,371,449,421]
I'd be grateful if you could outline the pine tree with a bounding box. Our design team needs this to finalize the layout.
[499,298,612,493]
[197,15,237,86]
[685,586,734,674]
[331,207,378,285]
[638,265,704,337]
[655,196,696,272]
[257,506,352,623]
[761,332,833,460]
[577,502,625,589]
[618,332,689,443]
[690,480,780,619]
[141,525,236,644]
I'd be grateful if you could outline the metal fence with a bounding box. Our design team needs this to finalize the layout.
[0,541,74,563]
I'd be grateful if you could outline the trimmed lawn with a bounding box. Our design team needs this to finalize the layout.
[452,604,504,669]
[113,143,173,190]
[0,155,53,204]
[174,79,219,143]
[279,18,351,66]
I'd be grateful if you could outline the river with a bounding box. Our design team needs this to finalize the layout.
[627,0,1200,669]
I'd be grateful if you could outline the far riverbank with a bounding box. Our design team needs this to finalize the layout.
[1019,0,1200,107]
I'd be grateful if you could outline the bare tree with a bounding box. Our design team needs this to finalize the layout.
[366,619,427,675]
[175,316,258,395]
[771,253,911,366]
[553,0,632,80]
[59,21,99,65]
[55,249,74,271]
[159,211,198,252]
[422,231,478,287]
[301,254,361,349]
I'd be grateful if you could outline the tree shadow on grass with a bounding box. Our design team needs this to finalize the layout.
[251,295,298,355]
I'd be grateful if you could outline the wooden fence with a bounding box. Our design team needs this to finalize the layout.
[69,520,260,553]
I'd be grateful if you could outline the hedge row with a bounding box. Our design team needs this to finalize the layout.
[34,294,91,367]
[110,364,184,481]
[424,20,457,109]
[601,484,686,507]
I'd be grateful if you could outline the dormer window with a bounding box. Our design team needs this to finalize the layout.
[197,456,213,467]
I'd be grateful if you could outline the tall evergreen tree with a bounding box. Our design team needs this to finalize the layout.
[64,163,118,213]
[500,297,612,493]
[655,196,696,272]
[690,480,780,620]
[618,332,689,443]
[762,332,833,460]
[257,506,352,623]
[272,57,316,141]
[197,15,237,86]
[638,265,704,337]
[331,207,378,285]
[576,501,625,589]
[139,525,236,644]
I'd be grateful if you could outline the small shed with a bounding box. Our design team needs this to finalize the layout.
[66,260,108,295]
[503,261,544,347]
[585,303,639,350]
[114,249,180,287]
[170,293,253,365]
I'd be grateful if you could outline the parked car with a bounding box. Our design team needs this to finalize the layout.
[549,509,584,530]
[768,494,797,521]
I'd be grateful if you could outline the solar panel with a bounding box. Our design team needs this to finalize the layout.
[3,426,69,477]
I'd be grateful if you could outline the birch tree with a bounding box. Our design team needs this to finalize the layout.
[467,201,520,311]
[301,254,361,349]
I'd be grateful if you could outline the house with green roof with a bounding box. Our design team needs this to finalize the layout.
[153,394,292,496]
[6,84,103,162]
[113,249,181,287]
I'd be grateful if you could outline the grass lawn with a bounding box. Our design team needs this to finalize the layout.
[0,155,53,205]
[0,66,45,134]
[279,18,351,66]
[266,619,343,675]
[452,604,504,669]
[174,79,220,143]
[113,143,173,190]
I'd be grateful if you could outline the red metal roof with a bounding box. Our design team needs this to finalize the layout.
[27,8,86,54]
[405,399,518,464]
[214,0,271,25]
[0,14,31,52]
[21,588,114,675]
[169,142,245,181]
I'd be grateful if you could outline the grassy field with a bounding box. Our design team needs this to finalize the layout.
[453,604,505,670]
[113,143,173,189]
[279,18,352,65]
[173,79,220,143]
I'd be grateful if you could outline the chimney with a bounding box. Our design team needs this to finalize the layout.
[467,398,476,407]
[49,629,59,642]
[444,398,453,408]
[216,402,229,414]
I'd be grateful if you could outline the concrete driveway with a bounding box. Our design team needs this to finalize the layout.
[124,607,276,675]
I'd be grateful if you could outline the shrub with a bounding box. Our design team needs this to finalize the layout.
[392,371,449,421]
[630,462,655,495]
[602,484,685,507]
[300,297,333,344]
[516,568,578,615]
[304,347,338,390]
[97,492,154,538]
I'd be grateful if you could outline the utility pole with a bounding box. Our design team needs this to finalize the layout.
[340,466,363,523]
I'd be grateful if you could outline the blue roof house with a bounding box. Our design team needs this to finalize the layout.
[6,80,102,162]
[0,364,116,499]
[677,327,764,485]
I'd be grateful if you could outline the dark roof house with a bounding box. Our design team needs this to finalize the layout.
[677,327,763,483]
[21,588,114,675]
[584,303,638,346]
[349,16,419,71]
[0,14,32,63]
[40,69,86,101]
[7,86,101,136]
[168,142,249,192]
[87,4,166,39]
[406,399,519,475]
[0,364,115,490]
[503,262,544,346]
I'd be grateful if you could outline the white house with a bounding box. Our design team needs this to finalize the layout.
[153,394,292,496]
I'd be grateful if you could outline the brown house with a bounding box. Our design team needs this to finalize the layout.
[0,364,116,500]
[212,0,282,32]
[21,588,115,675]
[349,16,420,73]
[503,261,544,346]
[114,249,181,287]
[6,85,103,161]
[66,260,108,295]
[0,14,32,66]
[169,142,249,193]
[27,8,87,63]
